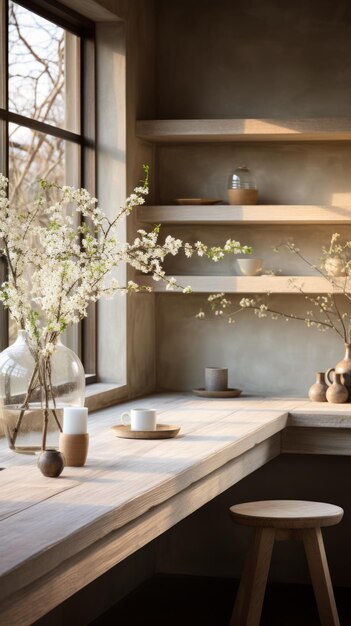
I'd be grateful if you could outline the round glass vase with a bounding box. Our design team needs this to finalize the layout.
[0,330,85,454]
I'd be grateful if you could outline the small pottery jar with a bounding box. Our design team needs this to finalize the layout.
[308,372,328,402]
[37,449,65,477]
[326,373,349,404]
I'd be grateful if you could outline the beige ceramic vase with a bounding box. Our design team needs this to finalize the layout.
[308,372,328,402]
[326,343,351,398]
[324,256,346,277]
[326,373,349,404]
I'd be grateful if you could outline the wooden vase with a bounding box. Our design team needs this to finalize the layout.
[308,372,328,402]
[227,189,258,205]
[59,433,89,467]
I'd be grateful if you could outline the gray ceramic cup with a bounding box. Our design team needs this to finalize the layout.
[205,367,228,391]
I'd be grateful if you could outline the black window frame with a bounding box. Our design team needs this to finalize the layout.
[0,0,97,382]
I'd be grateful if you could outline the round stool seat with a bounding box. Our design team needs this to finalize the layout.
[230,499,344,529]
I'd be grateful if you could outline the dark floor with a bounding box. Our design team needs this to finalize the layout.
[89,574,351,626]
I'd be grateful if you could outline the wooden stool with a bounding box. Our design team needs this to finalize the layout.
[229,500,344,626]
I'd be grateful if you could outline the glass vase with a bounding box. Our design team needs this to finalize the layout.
[0,330,85,454]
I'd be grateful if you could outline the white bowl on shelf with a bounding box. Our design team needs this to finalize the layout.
[235,258,263,276]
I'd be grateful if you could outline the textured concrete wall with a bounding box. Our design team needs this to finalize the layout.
[154,0,351,396]
[155,0,351,119]
[155,294,351,395]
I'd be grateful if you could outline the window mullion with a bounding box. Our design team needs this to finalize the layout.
[5,110,83,144]
[0,0,8,350]
[0,0,8,170]
[81,32,96,378]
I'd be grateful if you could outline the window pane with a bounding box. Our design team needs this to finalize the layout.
[8,1,80,132]
[0,0,5,109]
[8,123,80,345]
[9,123,80,205]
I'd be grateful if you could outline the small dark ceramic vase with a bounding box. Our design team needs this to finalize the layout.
[326,373,349,404]
[205,367,228,391]
[37,449,65,477]
[308,372,328,402]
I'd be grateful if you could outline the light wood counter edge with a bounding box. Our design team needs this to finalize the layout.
[0,435,280,626]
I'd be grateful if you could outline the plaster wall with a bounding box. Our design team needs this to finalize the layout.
[125,0,157,396]
[155,0,351,120]
[93,0,157,394]
[153,0,351,395]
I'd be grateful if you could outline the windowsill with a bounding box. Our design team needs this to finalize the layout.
[84,382,128,412]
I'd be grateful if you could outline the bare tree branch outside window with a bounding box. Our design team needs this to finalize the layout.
[7,1,81,345]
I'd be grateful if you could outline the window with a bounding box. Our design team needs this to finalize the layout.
[0,0,96,380]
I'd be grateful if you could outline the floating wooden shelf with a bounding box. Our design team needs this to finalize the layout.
[138,205,351,225]
[140,275,350,294]
[136,118,351,143]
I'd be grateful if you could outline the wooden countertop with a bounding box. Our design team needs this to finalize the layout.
[1,394,351,625]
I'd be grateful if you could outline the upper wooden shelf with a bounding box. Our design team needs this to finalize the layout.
[136,118,351,143]
[140,275,350,294]
[138,205,351,224]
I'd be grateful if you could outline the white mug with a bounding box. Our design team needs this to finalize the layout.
[121,408,157,431]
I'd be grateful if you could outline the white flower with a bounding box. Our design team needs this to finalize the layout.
[240,298,256,308]
[0,168,252,355]
[184,243,193,258]
[0,173,150,352]
[166,277,177,290]
[208,293,224,302]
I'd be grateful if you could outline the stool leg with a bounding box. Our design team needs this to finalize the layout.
[230,527,275,626]
[302,528,340,626]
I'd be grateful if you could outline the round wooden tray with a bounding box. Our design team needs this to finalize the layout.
[112,424,180,439]
[174,198,222,205]
[192,388,242,398]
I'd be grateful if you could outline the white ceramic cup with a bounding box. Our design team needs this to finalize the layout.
[235,258,263,276]
[121,408,157,431]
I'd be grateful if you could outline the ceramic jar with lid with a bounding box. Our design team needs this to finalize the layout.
[227,166,258,205]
